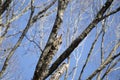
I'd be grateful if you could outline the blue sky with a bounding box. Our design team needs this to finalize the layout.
[0,0,120,80]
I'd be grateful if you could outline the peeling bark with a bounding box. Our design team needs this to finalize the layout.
[0,0,12,15]
[50,63,69,80]
[47,0,114,78]
[33,0,69,80]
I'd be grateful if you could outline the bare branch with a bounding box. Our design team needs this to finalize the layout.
[78,30,102,80]
[25,35,43,52]
[86,42,120,80]
[0,0,57,78]
[0,1,35,77]
[0,0,12,15]
[97,18,106,80]
[48,0,114,78]
[101,6,120,20]
[33,0,70,80]
[101,58,120,80]
[50,63,69,80]
[32,0,57,23]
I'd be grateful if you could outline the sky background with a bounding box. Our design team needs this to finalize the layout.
[0,0,120,80]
